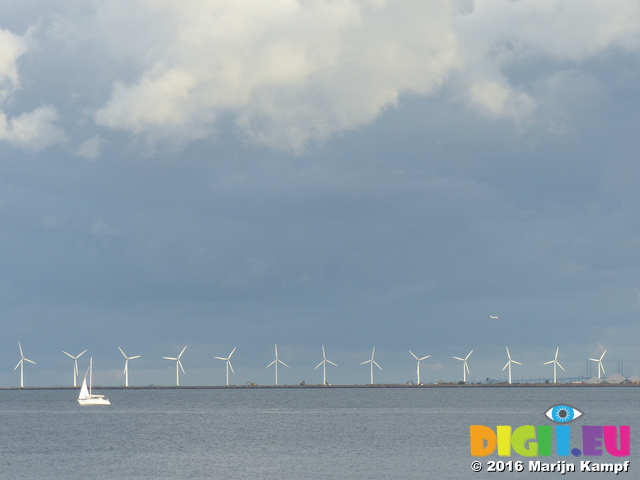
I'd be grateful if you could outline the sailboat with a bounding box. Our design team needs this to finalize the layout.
[78,357,110,406]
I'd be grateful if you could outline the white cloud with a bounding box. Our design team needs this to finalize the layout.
[468,80,535,120]
[454,0,640,119]
[0,105,66,150]
[0,27,65,150]
[59,0,640,151]
[0,28,27,102]
[92,0,458,151]
[75,135,105,160]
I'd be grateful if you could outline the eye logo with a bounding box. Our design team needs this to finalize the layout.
[545,404,583,423]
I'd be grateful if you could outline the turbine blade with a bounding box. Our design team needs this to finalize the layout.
[420,355,431,361]
[25,358,36,364]
[513,361,522,366]
[373,360,382,371]
[214,357,226,361]
[178,346,187,358]
[14,360,22,370]
[506,347,511,360]
[544,360,554,365]
[589,358,598,362]
[315,361,324,369]
[63,351,74,359]
[164,356,177,360]
[554,347,559,360]
[502,362,510,371]
[465,362,470,374]
[327,360,337,367]
[228,361,234,374]
[19,342,23,357]
[409,350,418,360]
[78,349,87,358]
[266,360,276,368]
[465,350,473,360]
[557,362,565,371]
[278,360,289,368]
[360,360,371,365]
[229,347,236,358]
[179,360,185,374]
[118,346,126,358]
[600,351,606,361]
[130,355,141,359]
[452,356,463,361]
[600,364,606,374]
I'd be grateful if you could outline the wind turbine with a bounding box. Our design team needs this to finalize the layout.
[214,347,236,386]
[409,350,431,385]
[266,344,288,385]
[163,346,186,386]
[315,345,337,385]
[502,347,522,384]
[543,347,565,384]
[62,349,87,387]
[589,350,607,379]
[14,342,36,388]
[118,346,141,387]
[453,350,473,383]
[360,346,382,384]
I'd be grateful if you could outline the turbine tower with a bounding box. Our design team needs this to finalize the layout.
[360,346,382,384]
[118,346,141,387]
[266,344,288,385]
[15,342,36,388]
[163,346,186,386]
[409,350,431,385]
[453,350,473,383]
[502,347,522,384]
[62,349,87,387]
[543,347,565,384]
[315,345,337,385]
[589,350,607,379]
[214,347,236,386]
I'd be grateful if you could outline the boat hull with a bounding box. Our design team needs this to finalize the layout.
[78,396,110,406]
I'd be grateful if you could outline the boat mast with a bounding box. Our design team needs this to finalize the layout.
[89,357,93,396]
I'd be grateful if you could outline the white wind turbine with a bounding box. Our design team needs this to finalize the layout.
[266,344,288,385]
[502,347,522,384]
[589,350,607,379]
[62,349,87,387]
[453,350,473,383]
[315,345,337,385]
[118,346,141,387]
[544,347,565,384]
[15,342,36,388]
[409,350,431,385]
[215,347,236,386]
[360,346,382,384]
[163,346,186,386]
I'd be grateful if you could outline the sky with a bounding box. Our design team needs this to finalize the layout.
[1,0,640,387]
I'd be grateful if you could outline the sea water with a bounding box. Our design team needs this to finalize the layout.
[0,387,637,479]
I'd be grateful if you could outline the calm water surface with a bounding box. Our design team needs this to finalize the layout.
[0,387,637,479]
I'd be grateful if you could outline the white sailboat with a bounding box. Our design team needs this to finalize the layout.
[78,358,110,406]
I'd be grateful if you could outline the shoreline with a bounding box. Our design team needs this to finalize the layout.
[1,382,638,390]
